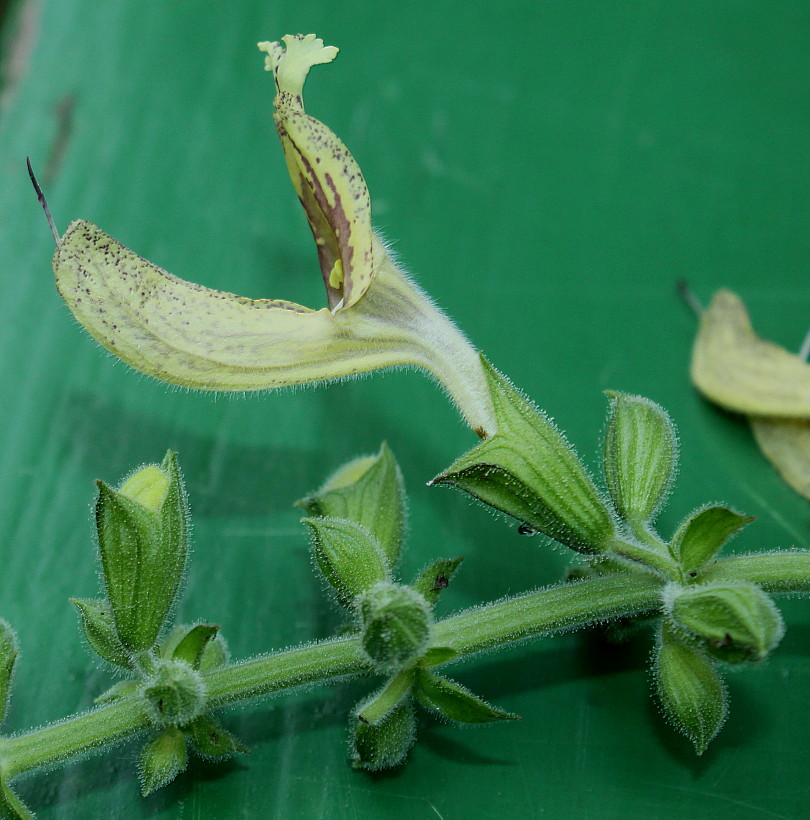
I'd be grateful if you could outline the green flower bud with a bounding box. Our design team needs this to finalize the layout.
[666,581,784,664]
[351,702,416,771]
[138,727,187,796]
[655,622,727,755]
[160,623,230,671]
[169,624,220,669]
[603,392,677,526]
[304,516,390,605]
[298,443,406,567]
[95,451,189,653]
[358,582,432,673]
[140,659,207,727]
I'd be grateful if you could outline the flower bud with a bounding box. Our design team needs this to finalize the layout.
[655,622,726,755]
[95,451,188,653]
[120,465,170,513]
[140,659,206,727]
[138,727,187,796]
[351,702,416,771]
[304,517,389,606]
[358,582,432,673]
[603,392,677,526]
[299,443,406,568]
[666,582,784,664]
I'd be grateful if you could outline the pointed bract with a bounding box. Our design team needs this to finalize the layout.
[0,781,35,820]
[671,506,753,572]
[71,598,133,669]
[411,557,464,605]
[184,713,248,759]
[415,670,519,724]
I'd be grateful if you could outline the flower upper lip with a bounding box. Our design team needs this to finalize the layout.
[260,34,375,313]
[49,34,498,438]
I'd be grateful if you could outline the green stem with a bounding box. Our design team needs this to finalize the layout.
[702,551,810,593]
[607,537,680,580]
[205,636,370,706]
[0,573,662,781]
[0,698,152,779]
[433,573,662,654]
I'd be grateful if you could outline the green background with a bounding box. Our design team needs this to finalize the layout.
[1,1,809,817]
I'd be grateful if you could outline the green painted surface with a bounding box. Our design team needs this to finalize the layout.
[0,1,808,817]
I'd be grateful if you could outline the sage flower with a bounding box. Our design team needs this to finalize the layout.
[51,34,495,436]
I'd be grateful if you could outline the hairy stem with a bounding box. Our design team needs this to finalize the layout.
[702,551,810,593]
[0,573,662,781]
[607,537,680,580]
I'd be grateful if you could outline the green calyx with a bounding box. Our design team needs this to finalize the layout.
[655,622,727,755]
[357,582,433,673]
[140,659,207,727]
[603,392,677,530]
[299,442,406,567]
[665,581,784,664]
[351,702,416,771]
[432,357,617,554]
[304,516,391,605]
[139,727,187,796]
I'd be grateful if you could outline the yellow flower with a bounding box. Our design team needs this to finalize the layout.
[52,34,495,437]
